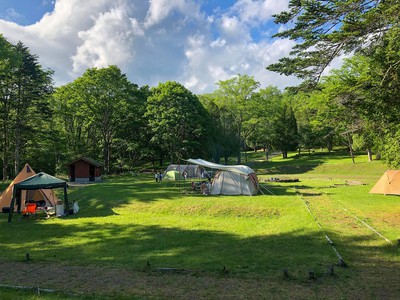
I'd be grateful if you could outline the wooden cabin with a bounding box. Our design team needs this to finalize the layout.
[67,157,102,183]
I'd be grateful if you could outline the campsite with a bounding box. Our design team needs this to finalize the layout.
[1,1,400,299]
[0,150,399,299]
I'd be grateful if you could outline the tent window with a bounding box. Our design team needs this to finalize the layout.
[27,165,31,173]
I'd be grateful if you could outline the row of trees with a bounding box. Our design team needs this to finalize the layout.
[0,35,54,180]
[2,0,400,181]
[0,32,302,179]
[268,0,400,166]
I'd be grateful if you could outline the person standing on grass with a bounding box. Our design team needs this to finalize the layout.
[159,172,163,182]
[155,172,159,182]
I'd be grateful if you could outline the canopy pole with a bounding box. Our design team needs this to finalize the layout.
[8,188,17,222]
[64,184,69,213]
[16,190,22,214]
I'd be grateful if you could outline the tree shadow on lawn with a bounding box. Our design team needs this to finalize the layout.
[250,151,356,176]
[67,177,193,218]
[0,220,398,281]
[0,221,335,276]
[260,183,322,197]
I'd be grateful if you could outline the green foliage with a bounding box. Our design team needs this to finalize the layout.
[198,93,239,163]
[214,74,261,163]
[269,0,400,86]
[145,81,211,163]
[0,36,54,178]
[271,102,299,158]
[53,66,146,173]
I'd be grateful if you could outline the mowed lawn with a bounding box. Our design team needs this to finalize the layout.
[0,150,399,298]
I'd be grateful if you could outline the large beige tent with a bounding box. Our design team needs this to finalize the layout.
[0,163,59,212]
[369,170,400,195]
[186,158,259,195]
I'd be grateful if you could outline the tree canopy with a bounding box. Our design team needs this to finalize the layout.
[268,0,400,87]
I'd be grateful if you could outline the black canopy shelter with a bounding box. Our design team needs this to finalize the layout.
[8,172,69,222]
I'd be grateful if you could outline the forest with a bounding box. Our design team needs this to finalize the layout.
[1,0,399,180]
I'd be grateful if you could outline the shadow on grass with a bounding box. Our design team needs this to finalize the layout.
[259,183,322,197]
[64,175,194,218]
[249,151,357,175]
[0,221,335,276]
[0,218,398,279]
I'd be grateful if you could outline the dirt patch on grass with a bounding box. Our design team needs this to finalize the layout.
[0,260,399,299]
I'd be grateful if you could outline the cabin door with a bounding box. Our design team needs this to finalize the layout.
[89,165,95,181]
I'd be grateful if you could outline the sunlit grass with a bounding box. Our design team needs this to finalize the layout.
[0,149,399,295]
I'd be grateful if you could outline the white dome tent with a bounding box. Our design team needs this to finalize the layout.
[186,158,259,196]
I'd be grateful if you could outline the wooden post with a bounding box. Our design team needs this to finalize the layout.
[308,270,316,280]
[282,268,289,278]
[327,265,334,275]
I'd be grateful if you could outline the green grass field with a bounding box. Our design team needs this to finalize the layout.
[0,150,399,299]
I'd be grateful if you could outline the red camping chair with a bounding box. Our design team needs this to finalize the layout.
[22,202,37,217]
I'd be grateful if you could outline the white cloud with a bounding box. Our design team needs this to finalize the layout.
[5,8,22,22]
[232,0,289,25]
[72,6,143,73]
[180,34,300,92]
[144,0,201,28]
[0,0,303,92]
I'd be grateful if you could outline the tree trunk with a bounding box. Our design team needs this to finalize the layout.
[237,122,242,164]
[1,96,10,181]
[367,148,373,162]
[14,124,21,175]
[282,150,288,159]
[2,127,8,181]
[244,140,248,163]
[347,133,355,164]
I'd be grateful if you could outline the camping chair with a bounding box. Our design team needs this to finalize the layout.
[22,202,37,218]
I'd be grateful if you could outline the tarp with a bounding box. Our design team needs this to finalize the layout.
[186,158,254,175]
[370,170,400,195]
[186,158,259,195]
[14,172,67,190]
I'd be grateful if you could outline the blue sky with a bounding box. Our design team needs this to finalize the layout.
[0,0,55,25]
[0,0,305,93]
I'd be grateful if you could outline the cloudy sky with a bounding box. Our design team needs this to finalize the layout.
[0,0,304,93]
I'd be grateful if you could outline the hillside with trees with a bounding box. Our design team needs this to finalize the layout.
[1,0,400,180]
